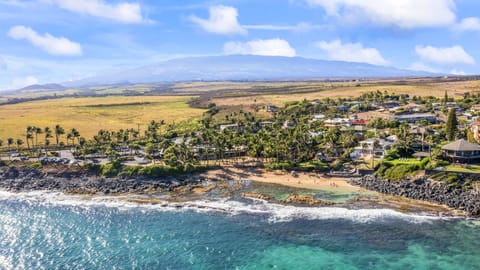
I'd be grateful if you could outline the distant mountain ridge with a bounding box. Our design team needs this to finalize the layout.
[20,83,66,91]
[63,55,439,88]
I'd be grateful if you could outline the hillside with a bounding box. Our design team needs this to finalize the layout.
[64,55,438,87]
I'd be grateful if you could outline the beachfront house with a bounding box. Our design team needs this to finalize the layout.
[350,138,396,160]
[441,139,480,163]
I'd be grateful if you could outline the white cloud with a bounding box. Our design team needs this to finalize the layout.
[450,69,466,75]
[43,0,144,24]
[8,25,82,56]
[12,76,38,88]
[408,62,438,73]
[455,17,480,31]
[306,0,455,28]
[189,5,247,35]
[244,22,324,33]
[223,39,296,57]
[415,45,475,65]
[314,40,388,65]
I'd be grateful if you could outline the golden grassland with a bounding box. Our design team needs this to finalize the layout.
[209,79,480,107]
[1,78,480,141]
[0,96,204,141]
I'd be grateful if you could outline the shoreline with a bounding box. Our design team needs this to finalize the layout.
[204,167,363,192]
[0,165,472,217]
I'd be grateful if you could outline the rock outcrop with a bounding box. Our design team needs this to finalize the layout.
[350,175,480,216]
[0,166,204,195]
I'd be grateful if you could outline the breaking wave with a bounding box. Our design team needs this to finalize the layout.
[0,190,450,224]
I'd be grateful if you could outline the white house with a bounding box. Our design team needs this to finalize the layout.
[350,138,396,160]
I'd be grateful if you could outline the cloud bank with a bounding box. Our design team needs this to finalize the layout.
[224,39,296,57]
[189,5,247,35]
[306,0,455,28]
[415,45,475,65]
[44,0,145,24]
[315,40,388,65]
[8,25,82,56]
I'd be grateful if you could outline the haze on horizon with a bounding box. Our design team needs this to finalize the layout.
[1,0,480,90]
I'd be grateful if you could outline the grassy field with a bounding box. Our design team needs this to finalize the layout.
[0,96,204,141]
[2,77,480,141]
[208,79,480,107]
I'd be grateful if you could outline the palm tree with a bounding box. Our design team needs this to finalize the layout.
[68,128,80,146]
[44,127,53,140]
[34,127,42,147]
[25,126,34,149]
[7,138,14,157]
[16,139,23,151]
[54,125,65,146]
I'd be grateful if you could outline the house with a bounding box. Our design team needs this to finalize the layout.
[336,105,349,112]
[471,122,480,141]
[265,105,279,112]
[283,120,296,129]
[350,138,396,160]
[220,123,242,132]
[394,113,436,124]
[470,104,480,113]
[312,114,326,121]
[382,101,400,109]
[309,131,325,137]
[351,119,368,126]
[324,118,351,128]
[259,121,274,128]
[441,139,480,162]
[403,103,425,113]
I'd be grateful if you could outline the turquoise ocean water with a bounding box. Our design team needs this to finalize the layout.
[0,189,479,269]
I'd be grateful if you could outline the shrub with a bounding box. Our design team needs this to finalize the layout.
[83,163,101,174]
[266,161,294,171]
[27,162,42,169]
[376,163,420,180]
[419,158,430,170]
[100,160,123,177]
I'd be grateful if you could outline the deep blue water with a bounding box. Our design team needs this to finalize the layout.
[0,192,480,270]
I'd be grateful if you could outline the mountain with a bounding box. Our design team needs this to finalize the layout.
[65,55,438,87]
[20,83,66,91]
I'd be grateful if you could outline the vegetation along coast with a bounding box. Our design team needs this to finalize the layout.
[2,79,480,215]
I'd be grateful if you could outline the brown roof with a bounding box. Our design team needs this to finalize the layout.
[442,139,480,151]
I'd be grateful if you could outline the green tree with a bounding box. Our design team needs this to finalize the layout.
[54,125,65,146]
[7,138,14,154]
[16,139,23,151]
[445,108,458,141]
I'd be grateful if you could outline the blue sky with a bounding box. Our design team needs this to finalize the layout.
[1,0,480,89]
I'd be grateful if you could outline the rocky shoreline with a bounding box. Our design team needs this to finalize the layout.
[350,175,480,216]
[0,166,207,195]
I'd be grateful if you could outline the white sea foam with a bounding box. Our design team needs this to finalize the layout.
[0,190,451,224]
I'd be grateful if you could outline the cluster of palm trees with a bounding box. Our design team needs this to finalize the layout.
[0,124,82,155]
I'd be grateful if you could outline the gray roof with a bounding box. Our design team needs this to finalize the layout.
[394,113,436,119]
[441,139,480,151]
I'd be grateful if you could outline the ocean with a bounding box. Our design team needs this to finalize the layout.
[0,189,479,269]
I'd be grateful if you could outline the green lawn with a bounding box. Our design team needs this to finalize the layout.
[387,158,425,166]
[444,165,480,173]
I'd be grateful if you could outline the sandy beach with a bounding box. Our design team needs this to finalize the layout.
[205,167,362,192]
